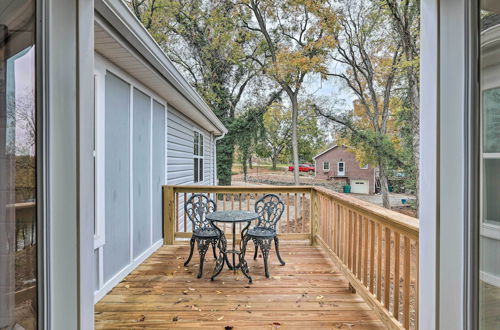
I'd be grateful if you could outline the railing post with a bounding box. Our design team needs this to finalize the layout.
[163,186,175,245]
[310,188,320,245]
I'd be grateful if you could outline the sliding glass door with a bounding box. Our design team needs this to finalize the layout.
[0,1,38,329]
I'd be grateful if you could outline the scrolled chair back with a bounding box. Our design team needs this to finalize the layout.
[185,194,216,231]
[254,194,285,230]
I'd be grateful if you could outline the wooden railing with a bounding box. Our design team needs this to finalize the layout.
[313,187,419,330]
[162,185,419,329]
[163,185,311,244]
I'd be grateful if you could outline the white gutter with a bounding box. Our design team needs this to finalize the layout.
[213,132,227,185]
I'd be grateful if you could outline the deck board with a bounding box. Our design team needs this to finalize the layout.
[95,244,384,329]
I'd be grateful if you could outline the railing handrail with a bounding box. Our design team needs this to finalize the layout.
[313,186,419,240]
[167,185,313,193]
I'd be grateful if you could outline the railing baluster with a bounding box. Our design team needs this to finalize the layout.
[348,210,358,275]
[363,216,368,285]
[394,232,400,320]
[377,223,382,301]
[357,214,362,280]
[294,193,298,233]
[175,192,179,232]
[403,236,411,328]
[370,220,375,293]
[301,192,306,233]
[286,193,291,233]
[416,239,419,330]
[183,193,187,232]
[384,227,391,308]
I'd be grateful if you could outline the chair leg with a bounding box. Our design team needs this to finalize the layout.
[253,242,259,260]
[241,235,251,259]
[212,240,218,259]
[274,236,286,266]
[184,237,195,267]
[197,239,210,279]
[260,238,272,278]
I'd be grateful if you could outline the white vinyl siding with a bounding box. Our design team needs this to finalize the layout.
[167,106,215,232]
[167,106,214,186]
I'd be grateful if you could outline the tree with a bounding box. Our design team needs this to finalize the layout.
[128,0,262,185]
[257,99,326,169]
[320,0,403,208]
[381,0,420,212]
[233,90,283,180]
[238,0,339,184]
[257,102,292,169]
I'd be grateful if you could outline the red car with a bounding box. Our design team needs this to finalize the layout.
[288,164,315,173]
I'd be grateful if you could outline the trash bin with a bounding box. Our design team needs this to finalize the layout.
[388,184,393,192]
[343,185,351,193]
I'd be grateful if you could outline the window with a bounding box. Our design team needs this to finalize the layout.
[194,131,204,182]
[0,0,38,326]
[360,164,369,169]
[479,5,500,327]
[323,161,330,171]
[337,162,345,176]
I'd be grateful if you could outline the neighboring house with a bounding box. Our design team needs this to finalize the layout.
[313,146,375,194]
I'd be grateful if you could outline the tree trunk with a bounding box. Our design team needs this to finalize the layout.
[248,154,253,169]
[242,155,248,182]
[290,93,300,185]
[271,155,278,170]
[378,160,391,209]
[216,137,235,186]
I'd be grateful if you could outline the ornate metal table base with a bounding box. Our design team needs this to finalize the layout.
[207,211,258,284]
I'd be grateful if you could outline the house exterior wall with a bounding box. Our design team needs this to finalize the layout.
[167,106,215,232]
[314,146,375,194]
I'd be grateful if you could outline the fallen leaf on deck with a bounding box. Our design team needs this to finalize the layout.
[176,256,182,259]
[124,285,130,289]
[182,290,188,295]
[216,290,222,294]
[172,316,179,322]
[138,315,145,322]
[224,326,233,330]
[217,316,224,321]
[188,288,195,291]
[316,295,324,300]
[272,276,281,280]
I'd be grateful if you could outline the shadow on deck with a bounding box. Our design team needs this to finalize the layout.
[95,242,385,329]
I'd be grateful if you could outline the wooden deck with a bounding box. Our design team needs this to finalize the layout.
[95,243,385,329]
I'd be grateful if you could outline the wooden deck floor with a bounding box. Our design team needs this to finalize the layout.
[95,243,385,329]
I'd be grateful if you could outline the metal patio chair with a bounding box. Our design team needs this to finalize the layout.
[242,194,286,278]
[183,194,222,278]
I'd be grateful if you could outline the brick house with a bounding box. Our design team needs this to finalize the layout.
[313,145,376,194]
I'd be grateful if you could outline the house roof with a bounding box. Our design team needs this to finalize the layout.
[313,145,339,159]
[94,0,227,136]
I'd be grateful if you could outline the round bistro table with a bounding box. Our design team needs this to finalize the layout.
[207,210,259,283]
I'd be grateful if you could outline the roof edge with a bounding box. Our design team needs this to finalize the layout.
[313,145,339,159]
